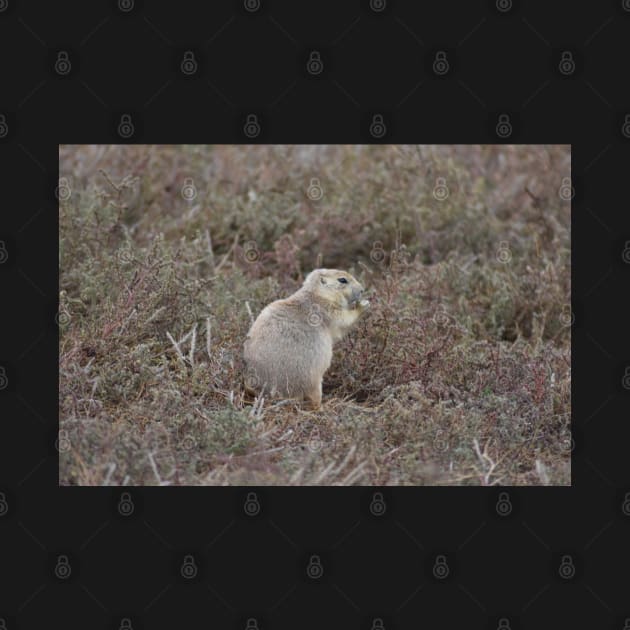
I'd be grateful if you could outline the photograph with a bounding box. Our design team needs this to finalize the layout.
[59,144,571,486]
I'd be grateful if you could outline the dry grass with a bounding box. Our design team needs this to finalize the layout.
[59,144,571,485]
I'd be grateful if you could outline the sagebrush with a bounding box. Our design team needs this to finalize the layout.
[59,144,571,485]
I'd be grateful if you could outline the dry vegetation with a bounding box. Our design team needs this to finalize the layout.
[59,144,571,486]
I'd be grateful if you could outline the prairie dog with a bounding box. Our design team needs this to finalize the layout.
[243,269,369,409]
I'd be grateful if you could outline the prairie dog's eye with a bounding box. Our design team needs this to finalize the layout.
[338,277,348,284]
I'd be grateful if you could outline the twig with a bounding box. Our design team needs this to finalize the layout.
[245,301,254,327]
[472,438,499,486]
[339,462,368,486]
[249,393,266,420]
[166,331,186,363]
[205,228,216,273]
[146,306,166,324]
[206,317,212,359]
[384,446,402,459]
[147,451,171,486]
[193,407,212,421]
[214,231,239,273]
[358,260,374,275]
[267,400,296,409]
[289,464,306,485]
[99,168,121,193]
[312,461,337,484]
[335,445,356,471]
[189,322,197,367]
[118,307,138,336]
[103,462,116,485]
[535,460,550,485]
[231,446,285,458]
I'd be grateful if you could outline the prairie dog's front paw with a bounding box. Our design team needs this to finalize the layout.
[354,298,370,313]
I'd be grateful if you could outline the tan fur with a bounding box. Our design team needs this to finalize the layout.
[243,269,369,409]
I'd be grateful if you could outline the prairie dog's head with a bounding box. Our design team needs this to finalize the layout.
[303,268,365,308]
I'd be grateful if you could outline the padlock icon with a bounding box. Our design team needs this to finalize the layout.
[54,554,72,579]
[118,492,134,516]
[0,114,7,138]
[244,240,260,263]
[56,306,70,329]
[622,114,630,139]
[307,50,323,75]
[433,307,452,329]
[179,433,196,451]
[495,0,512,12]
[118,114,134,139]
[118,0,135,11]
[307,177,323,201]
[621,492,630,516]
[56,429,71,453]
[432,177,449,201]
[244,0,261,12]
[558,176,574,201]
[558,51,575,76]
[370,0,386,11]
[243,114,260,138]
[181,177,197,201]
[496,240,512,263]
[0,366,7,389]
[0,618,7,630]
[623,366,630,389]
[622,242,630,265]
[370,240,385,263]
[306,554,323,579]
[181,554,198,579]
[246,619,259,630]
[307,304,325,328]
[369,492,386,516]
[181,50,198,75]
[0,491,8,516]
[495,491,512,516]
[307,426,324,451]
[370,114,386,138]
[244,492,260,516]
[433,51,449,75]
[497,618,511,630]
[371,618,385,630]
[0,242,7,265]
[495,114,512,138]
[432,554,449,579]
[243,240,260,263]
[558,554,575,579]
[56,177,72,201]
[624,618,630,630]
[55,51,71,76]
[119,618,133,630]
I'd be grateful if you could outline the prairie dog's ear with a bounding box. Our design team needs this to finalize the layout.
[303,269,321,286]
[320,274,327,285]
